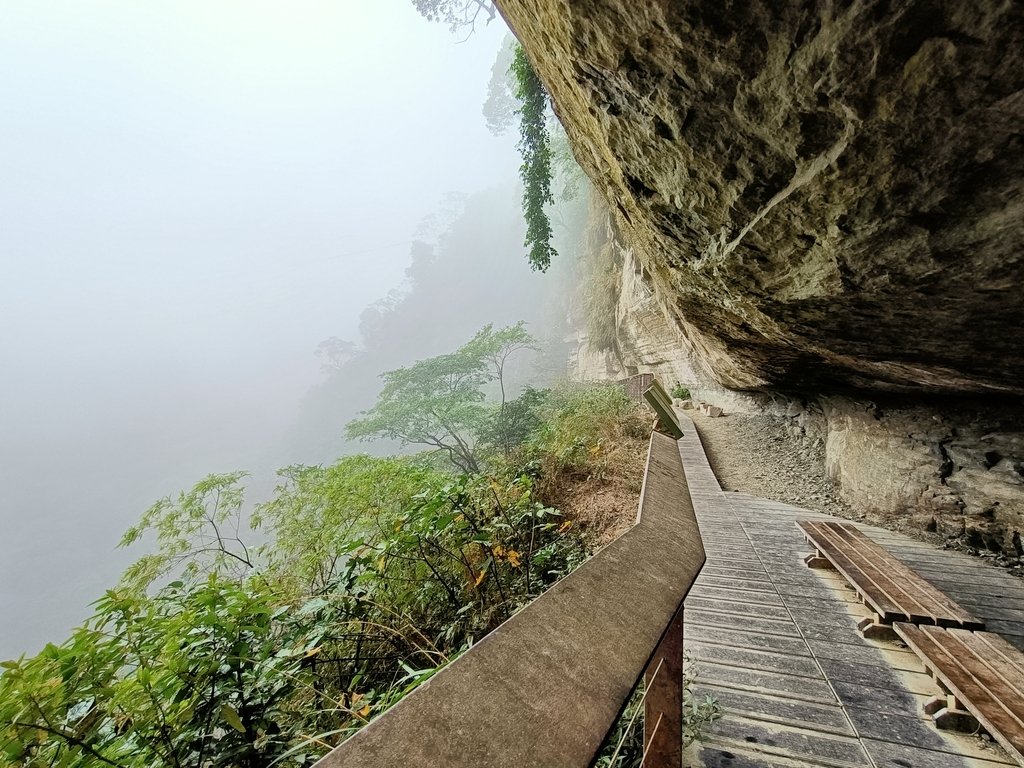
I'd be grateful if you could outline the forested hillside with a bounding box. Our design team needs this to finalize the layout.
[281,183,586,466]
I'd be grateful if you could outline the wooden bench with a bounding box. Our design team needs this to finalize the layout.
[798,521,985,637]
[894,622,1024,766]
[642,379,684,439]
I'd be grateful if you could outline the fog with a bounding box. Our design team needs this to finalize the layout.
[0,2,551,658]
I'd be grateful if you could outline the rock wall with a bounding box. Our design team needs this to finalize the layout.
[504,0,1024,552]
[496,0,1024,397]
[790,396,1024,553]
[569,202,1024,553]
[568,200,770,414]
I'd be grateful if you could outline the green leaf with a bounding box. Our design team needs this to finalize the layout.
[221,703,246,733]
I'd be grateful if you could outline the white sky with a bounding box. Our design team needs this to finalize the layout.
[0,1,518,656]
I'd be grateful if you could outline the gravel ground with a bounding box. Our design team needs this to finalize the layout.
[688,409,1024,579]
[688,411,852,518]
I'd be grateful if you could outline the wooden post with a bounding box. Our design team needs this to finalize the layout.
[643,606,684,768]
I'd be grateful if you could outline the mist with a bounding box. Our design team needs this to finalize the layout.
[0,2,549,658]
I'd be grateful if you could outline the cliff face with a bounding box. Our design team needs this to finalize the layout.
[497,0,1024,396]
[520,1,1024,550]
[569,199,768,414]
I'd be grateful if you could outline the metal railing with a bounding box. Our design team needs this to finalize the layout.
[313,429,705,768]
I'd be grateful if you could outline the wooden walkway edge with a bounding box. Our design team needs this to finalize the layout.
[314,431,704,768]
[676,410,1023,768]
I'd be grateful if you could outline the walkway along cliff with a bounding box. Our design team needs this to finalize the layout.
[496,0,1024,552]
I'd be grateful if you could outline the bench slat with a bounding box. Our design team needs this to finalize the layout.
[828,523,978,627]
[828,522,974,625]
[799,521,909,621]
[948,629,1024,708]
[895,623,1024,763]
[798,521,984,630]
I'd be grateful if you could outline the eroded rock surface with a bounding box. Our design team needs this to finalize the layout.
[531,1,1024,549]
[498,0,1024,395]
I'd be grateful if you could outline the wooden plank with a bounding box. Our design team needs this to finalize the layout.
[643,384,683,439]
[799,521,907,621]
[315,432,705,768]
[830,523,956,625]
[949,629,1024,710]
[895,623,1024,764]
[816,522,932,621]
[968,630,1024,688]
[798,521,984,630]
[829,523,982,628]
[644,606,684,767]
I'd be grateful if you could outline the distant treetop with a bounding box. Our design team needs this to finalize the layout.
[412,0,496,33]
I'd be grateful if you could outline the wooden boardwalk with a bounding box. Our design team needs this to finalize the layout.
[676,412,1024,768]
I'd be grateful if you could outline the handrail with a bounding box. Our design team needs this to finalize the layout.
[643,380,684,439]
[618,373,655,401]
[313,430,705,768]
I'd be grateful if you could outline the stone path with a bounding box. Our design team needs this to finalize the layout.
[676,413,1023,768]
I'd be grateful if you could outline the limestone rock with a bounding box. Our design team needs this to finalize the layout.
[808,396,1024,551]
[497,0,1024,396]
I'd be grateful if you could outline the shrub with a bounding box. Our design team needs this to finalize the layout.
[671,383,691,400]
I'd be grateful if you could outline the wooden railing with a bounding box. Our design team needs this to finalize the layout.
[643,380,684,439]
[314,430,705,768]
[618,373,656,402]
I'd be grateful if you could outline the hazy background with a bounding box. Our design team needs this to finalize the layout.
[0,2,551,658]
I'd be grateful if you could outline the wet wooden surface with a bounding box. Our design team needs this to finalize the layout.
[678,411,1021,768]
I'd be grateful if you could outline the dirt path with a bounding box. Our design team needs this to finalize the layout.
[688,410,852,518]
[688,409,1024,580]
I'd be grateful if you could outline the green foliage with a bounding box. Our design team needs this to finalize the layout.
[477,386,547,457]
[2,349,711,767]
[119,472,252,592]
[485,36,584,207]
[345,323,536,473]
[252,456,447,595]
[510,45,557,272]
[526,383,648,472]
[670,383,691,400]
[1,378,600,766]
[0,577,323,768]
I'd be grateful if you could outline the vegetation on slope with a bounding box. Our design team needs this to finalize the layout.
[0,326,661,767]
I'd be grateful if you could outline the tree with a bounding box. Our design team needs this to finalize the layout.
[482,35,519,136]
[314,337,357,374]
[119,472,253,592]
[411,0,496,34]
[345,323,535,473]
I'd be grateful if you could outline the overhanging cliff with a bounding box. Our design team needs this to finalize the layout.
[497,0,1024,396]
[507,1,1024,551]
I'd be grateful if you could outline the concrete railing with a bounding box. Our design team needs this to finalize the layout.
[313,430,705,768]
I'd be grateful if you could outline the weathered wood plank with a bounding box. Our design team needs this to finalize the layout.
[799,521,984,630]
[643,381,684,439]
[895,623,1024,765]
[829,523,979,627]
[799,521,907,620]
[314,432,704,768]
